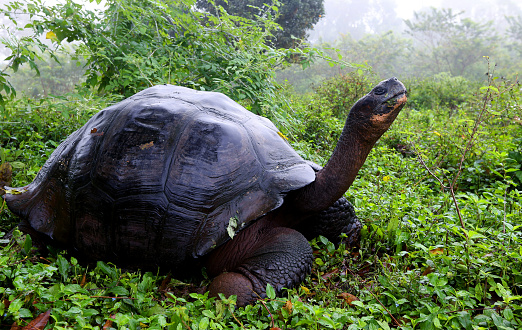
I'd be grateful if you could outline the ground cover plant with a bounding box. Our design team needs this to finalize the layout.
[1,67,521,329]
[1,0,521,327]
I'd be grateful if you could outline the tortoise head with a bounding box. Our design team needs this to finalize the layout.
[348,77,407,140]
[283,77,407,216]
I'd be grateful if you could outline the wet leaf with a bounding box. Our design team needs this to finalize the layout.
[277,131,288,140]
[422,266,434,276]
[139,141,154,150]
[300,285,311,295]
[90,128,104,136]
[103,315,116,330]
[10,322,22,330]
[4,187,27,195]
[226,216,238,239]
[338,292,360,306]
[159,273,172,291]
[80,274,87,287]
[282,300,293,314]
[321,267,339,280]
[22,309,51,330]
[429,247,444,255]
[0,162,13,194]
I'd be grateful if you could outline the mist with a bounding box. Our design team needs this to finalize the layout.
[278,0,522,93]
[308,0,522,42]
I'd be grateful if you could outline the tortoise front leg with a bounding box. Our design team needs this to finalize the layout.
[293,196,362,246]
[207,226,313,306]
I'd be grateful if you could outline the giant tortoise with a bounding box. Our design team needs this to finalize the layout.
[4,77,407,305]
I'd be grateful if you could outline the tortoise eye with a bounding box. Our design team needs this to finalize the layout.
[374,87,386,95]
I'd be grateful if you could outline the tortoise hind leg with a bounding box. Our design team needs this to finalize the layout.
[207,227,313,306]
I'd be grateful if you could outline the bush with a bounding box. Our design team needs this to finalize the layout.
[0,0,324,114]
[312,72,378,119]
[406,73,478,113]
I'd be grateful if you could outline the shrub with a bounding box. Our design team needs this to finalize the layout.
[312,72,378,119]
[406,72,478,113]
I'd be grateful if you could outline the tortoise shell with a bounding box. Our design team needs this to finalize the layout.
[7,85,315,270]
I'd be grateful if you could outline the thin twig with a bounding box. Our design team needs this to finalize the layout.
[445,306,498,314]
[90,295,136,300]
[367,290,402,327]
[230,310,246,329]
[259,299,275,328]
[412,59,503,235]
[1,54,18,75]
[503,186,507,234]
[449,186,466,231]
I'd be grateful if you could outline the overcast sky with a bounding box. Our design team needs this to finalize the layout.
[395,0,441,18]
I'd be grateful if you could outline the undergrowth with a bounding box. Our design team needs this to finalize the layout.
[1,71,522,329]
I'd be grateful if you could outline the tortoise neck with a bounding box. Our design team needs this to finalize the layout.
[288,118,377,215]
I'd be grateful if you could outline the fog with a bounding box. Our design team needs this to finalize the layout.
[2,0,522,95]
[308,0,522,42]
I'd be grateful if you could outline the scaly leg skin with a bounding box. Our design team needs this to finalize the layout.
[294,196,362,246]
[207,227,313,306]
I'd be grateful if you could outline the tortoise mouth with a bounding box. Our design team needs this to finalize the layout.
[383,89,407,108]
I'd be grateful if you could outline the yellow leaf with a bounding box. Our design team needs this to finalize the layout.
[433,131,441,137]
[282,300,293,314]
[46,31,57,40]
[300,286,311,295]
[277,131,288,140]
[4,187,27,195]
[139,141,154,150]
[429,247,444,255]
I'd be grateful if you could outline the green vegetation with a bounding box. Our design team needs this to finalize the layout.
[279,7,522,93]
[196,0,325,49]
[0,0,338,114]
[1,67,521,330]
[1,0,522,328]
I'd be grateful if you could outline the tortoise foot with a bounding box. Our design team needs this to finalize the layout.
[208,272,254,307]
[207,226,313,306]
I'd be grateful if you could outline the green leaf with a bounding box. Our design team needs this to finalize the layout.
[376,320,391,330]
[8,299,23,313]
[199,316,209,329]
[96,261,117,278]
[266,283,276,299]
[503,307,514,321]
[433,316,442,328]
[18,308,33,318]
[57,255,70,280]
[458,312,472,329]
[109,286,130,296]
[202,310,215,318]
[64,284,87,294]
[23,234,32,255]
[475,283,483,301]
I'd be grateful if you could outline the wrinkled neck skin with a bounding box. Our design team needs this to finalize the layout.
[283,117,379,221]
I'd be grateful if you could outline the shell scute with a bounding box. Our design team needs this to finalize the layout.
[5,85,316,269]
